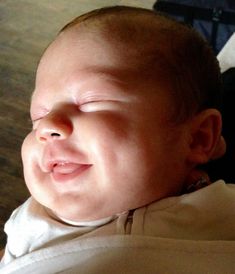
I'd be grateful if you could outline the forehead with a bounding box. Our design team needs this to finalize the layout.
[37,21,175,85]
[45,24,138,60]
[33,20,175,106]
[38,30,131,81]
[36,25,160,92]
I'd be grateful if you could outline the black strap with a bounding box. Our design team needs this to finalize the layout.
[210,7,223,51]
[153,1,235,51]
[153,1,235,25]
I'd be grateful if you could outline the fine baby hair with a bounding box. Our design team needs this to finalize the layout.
[60,5,222,123]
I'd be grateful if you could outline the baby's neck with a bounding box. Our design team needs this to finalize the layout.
[58,215,117,227]
[46,207,120,227]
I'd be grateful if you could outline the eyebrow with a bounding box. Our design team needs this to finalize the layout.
[79,66,133,85]
[30,64,136,103]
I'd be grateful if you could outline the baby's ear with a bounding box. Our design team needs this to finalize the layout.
[186,109,223,165]
[210,135,226,160]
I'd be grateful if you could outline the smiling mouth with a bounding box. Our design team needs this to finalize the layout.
[51,163,91,182]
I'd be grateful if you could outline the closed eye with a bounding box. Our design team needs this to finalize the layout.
[31,118,42,129]
[31,113,49,129]
[79,100,118,112]
[30,108,50,127]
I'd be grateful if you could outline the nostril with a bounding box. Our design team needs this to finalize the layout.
[51,133,61,137]
[39,136,47,142]
[38,132,61,142]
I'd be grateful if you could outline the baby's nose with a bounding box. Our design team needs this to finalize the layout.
[36,111,73,143]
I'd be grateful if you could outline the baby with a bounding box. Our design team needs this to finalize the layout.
[1,6,234,273]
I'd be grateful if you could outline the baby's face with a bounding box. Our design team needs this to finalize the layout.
[22,28,189,221]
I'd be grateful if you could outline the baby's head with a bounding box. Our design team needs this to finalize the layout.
[21,6,222,222]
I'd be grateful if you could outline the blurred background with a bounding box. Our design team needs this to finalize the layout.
[0,0,155,248]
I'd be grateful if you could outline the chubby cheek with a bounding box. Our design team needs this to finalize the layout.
[21,131,36,164]
[81,112,131,154]
[21,132,40,186]
[82,112,156,185]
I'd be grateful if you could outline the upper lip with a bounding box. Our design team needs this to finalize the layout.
[40,145,91,173]
[44,160,69,173]
[42,159,91,173]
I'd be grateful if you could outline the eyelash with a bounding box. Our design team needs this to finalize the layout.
[30,108,50,124]
[78,98,102,106]
[30,100,113,126]
[31,117,41,123]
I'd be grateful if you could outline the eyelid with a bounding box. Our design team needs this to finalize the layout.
[30,108,50,122]
[78,95,105,105]
[31,117,41,123]
[30,113,50,129]
[79,100,115,112]
[77,89,124,105]
[30,116,42,130]
[79,99,103,105]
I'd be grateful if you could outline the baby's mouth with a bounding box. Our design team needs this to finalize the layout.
[51,162,91,182]
[53,162,82,174]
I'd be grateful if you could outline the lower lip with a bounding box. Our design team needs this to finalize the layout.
[51,164,92,183]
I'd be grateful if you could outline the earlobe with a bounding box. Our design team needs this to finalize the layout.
[186,109,223,165]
